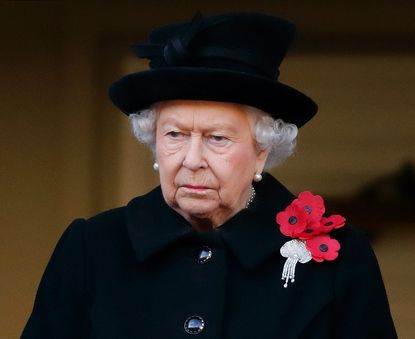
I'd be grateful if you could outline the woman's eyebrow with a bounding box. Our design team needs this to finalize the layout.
[159,117,191,129]
[203,122,238,133]
[160,117,238,133]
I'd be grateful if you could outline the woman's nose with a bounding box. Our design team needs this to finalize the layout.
[182,136,208,170]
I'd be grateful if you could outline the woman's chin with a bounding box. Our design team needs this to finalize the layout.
[176,197,220,220]
[175,188,218,212]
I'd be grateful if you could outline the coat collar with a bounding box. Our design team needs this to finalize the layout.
[125,173,295,270]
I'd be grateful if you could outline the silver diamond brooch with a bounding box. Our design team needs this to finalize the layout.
[280,239,312,288]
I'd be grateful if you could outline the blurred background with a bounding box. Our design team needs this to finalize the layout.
[1,1,414,338]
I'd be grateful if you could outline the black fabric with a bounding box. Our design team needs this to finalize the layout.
[109,12,318,128]
[21,174,397,338]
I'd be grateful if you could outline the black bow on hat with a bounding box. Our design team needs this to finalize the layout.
[131,11,205,67]
[109,12,318,127]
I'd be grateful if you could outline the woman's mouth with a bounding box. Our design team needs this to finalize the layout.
[183,185,209,190]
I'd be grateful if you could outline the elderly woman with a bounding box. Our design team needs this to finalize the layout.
[22,12,397,339]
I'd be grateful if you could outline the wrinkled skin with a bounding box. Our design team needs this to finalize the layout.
[155,100,268,231]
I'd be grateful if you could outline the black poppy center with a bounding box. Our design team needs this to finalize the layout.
[305,229,314,233]
[304,205,312,213]
[288,216,297,225]
[324,221,333,226]
[319,244,329,252]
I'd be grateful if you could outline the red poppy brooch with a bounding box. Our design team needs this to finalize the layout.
[276,191,346,288]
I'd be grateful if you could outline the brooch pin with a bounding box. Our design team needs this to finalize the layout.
[276,191,346,288]
[280,239,312,287]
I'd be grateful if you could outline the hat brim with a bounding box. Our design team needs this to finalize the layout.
[109,68,317,127]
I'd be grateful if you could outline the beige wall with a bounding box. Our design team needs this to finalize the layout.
[276,54,415,195]
[1,2,414,338]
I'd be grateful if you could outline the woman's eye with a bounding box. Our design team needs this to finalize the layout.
[211,135,225,141]
[166,131,182,138]
[208,135,229,145]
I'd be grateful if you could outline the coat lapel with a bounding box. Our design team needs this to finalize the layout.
[125,173,294,268]
[125,173,334,338]
[218,172,295,270]
[125,187,193,263]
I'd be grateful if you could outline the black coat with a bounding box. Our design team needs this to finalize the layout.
[21,174,397,338]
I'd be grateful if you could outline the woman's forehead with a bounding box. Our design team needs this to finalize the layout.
[156,100,252,129]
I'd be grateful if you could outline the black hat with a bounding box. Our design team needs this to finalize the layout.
[109,12,317,127]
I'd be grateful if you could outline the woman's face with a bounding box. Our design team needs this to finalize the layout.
[155,100,268,229]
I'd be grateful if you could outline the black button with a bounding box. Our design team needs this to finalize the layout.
[184,315,205,334]
[197,246,212,264]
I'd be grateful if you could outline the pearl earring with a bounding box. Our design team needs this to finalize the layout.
[253,172,262,182]
[153,162,159,171]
